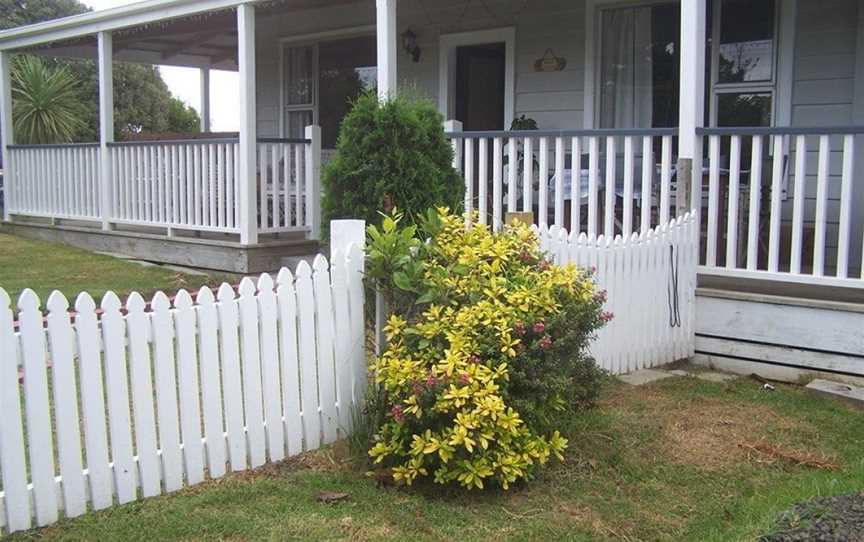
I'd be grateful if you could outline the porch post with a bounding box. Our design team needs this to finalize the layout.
[237,3,258,246]
[97,31,114,231]
[676,0,706,218]
[0,51,13,222]
[304,125,321,240]
[199,67,211,133]
[376,0,397,100]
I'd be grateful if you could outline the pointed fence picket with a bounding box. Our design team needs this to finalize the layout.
[537,213,698,374]
[0,247,366,535]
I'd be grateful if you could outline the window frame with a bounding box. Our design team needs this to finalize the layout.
[708,0,780,127]
[590,0,681,129]
[278,25,376,140]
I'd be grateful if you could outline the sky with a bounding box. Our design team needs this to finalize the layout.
[82,0,240,132]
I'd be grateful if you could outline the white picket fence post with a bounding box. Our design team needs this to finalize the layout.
[0,222,367,534]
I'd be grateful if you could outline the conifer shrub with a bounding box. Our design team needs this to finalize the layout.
[321,93,463,232]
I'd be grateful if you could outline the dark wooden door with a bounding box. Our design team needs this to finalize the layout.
[455,43,506,131]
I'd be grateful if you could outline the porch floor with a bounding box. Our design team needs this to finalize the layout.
[698,275,864,306]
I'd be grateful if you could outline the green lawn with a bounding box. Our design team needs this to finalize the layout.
[0,233,239,304]
[8,375,863,542]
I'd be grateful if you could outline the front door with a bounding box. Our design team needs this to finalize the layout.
[455,43,506,131]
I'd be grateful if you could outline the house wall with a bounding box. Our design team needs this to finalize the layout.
[254,0,588,139]
[252,0,862,274]
[786,0,862,273]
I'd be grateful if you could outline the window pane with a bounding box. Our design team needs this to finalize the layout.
[285,110,313,139]
[718,0,775,83]
[598,4,679,128]
[717,92,772,126]
[318,36,377,148]
[284,46,314,106]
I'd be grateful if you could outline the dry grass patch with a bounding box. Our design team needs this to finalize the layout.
[602,382,825,471]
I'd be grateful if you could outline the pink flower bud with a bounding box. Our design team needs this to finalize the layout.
[468,354,481,364]
[391,404,405,423]
[514,321,527,336]
[459,373,471,385]
[601,311,615,322]
[539,335,553,350]
[533,321,546,334]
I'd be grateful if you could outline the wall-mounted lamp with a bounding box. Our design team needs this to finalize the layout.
[401,28,421,62]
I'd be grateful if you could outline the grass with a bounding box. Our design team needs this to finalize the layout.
[0,233,239,303]
[7,374,863,542]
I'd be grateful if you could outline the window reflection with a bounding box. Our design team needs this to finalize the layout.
[718,0,775,83]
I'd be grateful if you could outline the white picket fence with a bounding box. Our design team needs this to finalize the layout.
[537,212,698,374]
[0,246,366,534]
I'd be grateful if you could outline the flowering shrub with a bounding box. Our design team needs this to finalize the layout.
[366,209,606,490]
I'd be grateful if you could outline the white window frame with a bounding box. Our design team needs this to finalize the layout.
[278,25,376,139]
[438,27,516,129]
[708,0,796,127]
[585,0,679,129]
[585,0,796,129]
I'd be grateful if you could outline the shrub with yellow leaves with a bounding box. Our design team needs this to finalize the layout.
[365,208,606,490]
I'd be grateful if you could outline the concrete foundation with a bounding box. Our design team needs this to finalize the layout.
[1,221,320,274]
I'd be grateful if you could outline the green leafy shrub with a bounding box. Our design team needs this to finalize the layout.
[364,209,606,490]
[321,93,463,232]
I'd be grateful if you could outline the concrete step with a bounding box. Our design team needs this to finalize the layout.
[806,379,864,409]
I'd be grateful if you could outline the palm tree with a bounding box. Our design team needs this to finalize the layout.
[11,55,86,144]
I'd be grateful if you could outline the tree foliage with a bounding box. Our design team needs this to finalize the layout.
[2,0,201,141]
[11,55,86,144]
[167,97,202,134]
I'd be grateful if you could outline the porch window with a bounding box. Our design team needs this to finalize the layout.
[711,0,777,126]
[597,3,680,129]
[282,36,377,148]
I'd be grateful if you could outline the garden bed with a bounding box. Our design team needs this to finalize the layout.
[7,374,863,541]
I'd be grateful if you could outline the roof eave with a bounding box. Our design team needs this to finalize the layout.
[0,0,255,51]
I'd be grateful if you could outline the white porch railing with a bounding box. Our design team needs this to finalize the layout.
[5,143,102,221]
[2,129,323,242]
[699,127,864,287]
[256,138,315,235]
[444,126,680,238]
[109,139,240,233]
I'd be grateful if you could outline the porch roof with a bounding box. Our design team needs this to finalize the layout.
[0,0,354,70]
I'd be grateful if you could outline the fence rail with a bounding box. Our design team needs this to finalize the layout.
[446,124,680,240]
[5,144,102,221]
[699,128,864,285]
[537,213,698,374]
[0,245,366,534]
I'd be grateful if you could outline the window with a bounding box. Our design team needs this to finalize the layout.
[282,36,377,148]
[597,3,680,129]
[711,0,777,126]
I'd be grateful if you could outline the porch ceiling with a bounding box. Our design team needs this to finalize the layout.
[23,9,241,71]
[0,0,361,70]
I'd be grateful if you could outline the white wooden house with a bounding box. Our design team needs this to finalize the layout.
[0,0,861,378]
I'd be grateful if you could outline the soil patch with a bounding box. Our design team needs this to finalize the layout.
[759,492,864,542]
